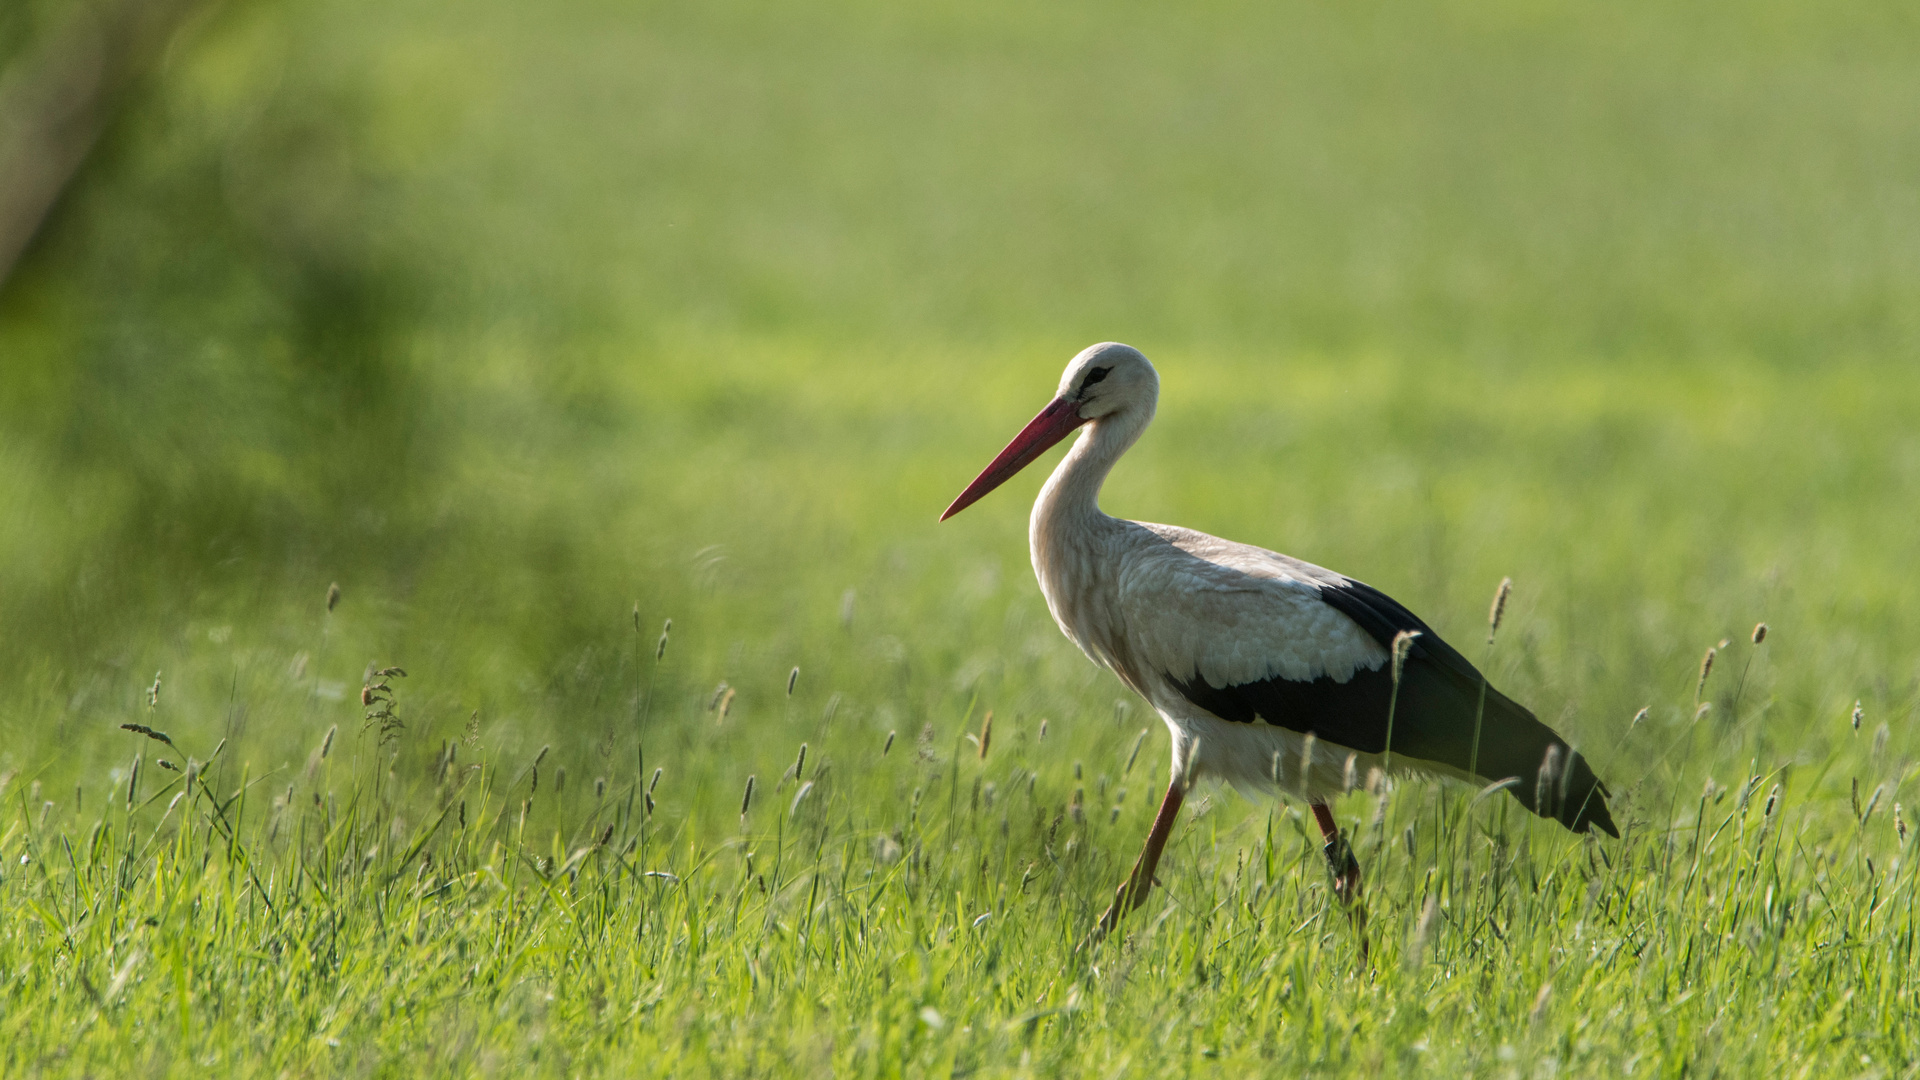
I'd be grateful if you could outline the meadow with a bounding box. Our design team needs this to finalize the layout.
[1,0,1919,1075]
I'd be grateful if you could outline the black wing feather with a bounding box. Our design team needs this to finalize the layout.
[1167,577,1617,837]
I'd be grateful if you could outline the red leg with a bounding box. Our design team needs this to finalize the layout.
[1311,801,1370,962]
[1093,780,1185,937]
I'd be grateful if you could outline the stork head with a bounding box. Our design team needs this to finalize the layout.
[941,342,1159,520]
[1057,341,1158,421]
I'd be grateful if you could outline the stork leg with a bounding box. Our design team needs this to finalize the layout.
[1092,780,1185,939]
[1311,801,1370,963]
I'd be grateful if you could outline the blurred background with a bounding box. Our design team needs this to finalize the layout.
[1,0,1916,788]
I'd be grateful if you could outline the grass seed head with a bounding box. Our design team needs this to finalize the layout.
[120,723,175,748]
[1897,803,1908,843]
[361,670,407,746]
[1413,894,1439,955]
[1487,577,1512,645]
[146,671,163,709]
[1390,630,1421,683]
[1038,718,1049,742]
[649,766,663,794]
[740,774,756,817]
[1751,622,1768,645]
[977,711,993,759]
[1125,728,1148,776]
[882,730,895,756]
[1696,647,1716,699]
[787,666,799,696]
[1537,746,1563,816]
[719,687,736,722]
[1763,784,1779,817]
[1852,700,1864,732]
[1530,982,1553,1023]
[791,742,808,779]
[1630,707,1649,729]
[327,582,341,612]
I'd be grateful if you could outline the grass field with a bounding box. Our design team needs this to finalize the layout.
[2,0,1919,1075]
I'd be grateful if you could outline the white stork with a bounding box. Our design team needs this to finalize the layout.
[942,343,1615,938]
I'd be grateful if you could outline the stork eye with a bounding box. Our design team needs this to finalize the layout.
[1082,367,1111,389]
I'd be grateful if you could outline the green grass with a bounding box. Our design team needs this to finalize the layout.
[3,0,1920,1074]
[10,358,1920,1076]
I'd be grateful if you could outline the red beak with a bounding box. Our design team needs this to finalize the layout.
[941,396,1089,520]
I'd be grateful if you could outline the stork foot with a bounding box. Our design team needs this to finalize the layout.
[1323,835,1370,961]
[1092,865,1165,937]
[1323,834,1362,906]
[1311,803,1371,966]
[1090,871,1144,942]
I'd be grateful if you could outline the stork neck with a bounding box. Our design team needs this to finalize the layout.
[1033,406,1149,533]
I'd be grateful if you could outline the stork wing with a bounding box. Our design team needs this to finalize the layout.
[1121,524,1616,837]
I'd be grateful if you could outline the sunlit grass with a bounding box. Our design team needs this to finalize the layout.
[2,580,1915,1076]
